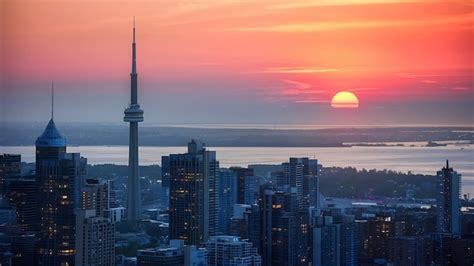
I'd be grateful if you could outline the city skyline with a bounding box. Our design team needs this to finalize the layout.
[1,0,472,125]
[0,1,473,265]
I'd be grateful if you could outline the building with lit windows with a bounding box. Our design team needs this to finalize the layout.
[35,117,87,265]
[436,160,461,235]
[81,178,110,217]
[0,154,21,194]
[167,140,219,245]
[75,209,115,266]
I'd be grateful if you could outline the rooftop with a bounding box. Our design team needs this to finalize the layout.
[35,119,66,147]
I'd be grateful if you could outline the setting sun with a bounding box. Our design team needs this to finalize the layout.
[331,91,359,108]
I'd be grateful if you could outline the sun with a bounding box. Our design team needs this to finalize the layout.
[331,91,359,108]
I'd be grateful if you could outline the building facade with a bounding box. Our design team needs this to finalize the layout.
[167,140,219,245]
[205,235,261,266]
[35,118,86,265]
[436,160,461,235]
[75,209,115,266]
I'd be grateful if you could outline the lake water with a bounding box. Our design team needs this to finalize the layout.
[1,145,473,195]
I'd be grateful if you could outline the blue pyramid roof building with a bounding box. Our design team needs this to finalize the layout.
[35,119,66,147]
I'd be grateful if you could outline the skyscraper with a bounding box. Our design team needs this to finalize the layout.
[436,160,461,235]
[260,187,301,266]
[5,177,38,232]
[230,167,255,205]
[217,169,237,235]
[35,103,87,265]
[75,209,115,266]
[161,156,171,209]
[312,215,341,266]
[167,140,219,245]
[81,178,110,217]
[0,154,21,194]
[124,18,144,221]
[366,215,402,262]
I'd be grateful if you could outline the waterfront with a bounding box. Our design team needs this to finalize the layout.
[2,144,473,194]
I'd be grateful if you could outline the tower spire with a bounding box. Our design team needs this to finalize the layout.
[133,16,136,43]
[131,17,137,75]
[51,82,54,120]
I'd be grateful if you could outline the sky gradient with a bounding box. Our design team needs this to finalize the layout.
[1,0,472,125]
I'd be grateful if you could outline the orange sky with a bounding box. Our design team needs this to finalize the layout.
[0,0,472,124]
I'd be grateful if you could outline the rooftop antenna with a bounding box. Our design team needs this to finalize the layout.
[133,16,136,43]
[446,160,449,169]
[51,82,54,120]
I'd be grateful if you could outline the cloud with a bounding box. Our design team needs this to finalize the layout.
[234,13,472,32]
[263,79,328,103]
[294,99,329,103]
[451,86,470,91]
[421,80,438,84]
[261,67,340,74]
[272,0,424,9]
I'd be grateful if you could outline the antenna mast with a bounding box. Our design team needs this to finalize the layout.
[51,82,54,120]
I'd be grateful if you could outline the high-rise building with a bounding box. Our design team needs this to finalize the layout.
[311,210,358,266]
[355,220,369,264]
[260,187,302,266]
[230,167,255,205]
[75,209,115,266]
[217,169,237,235]
[35,113,87,265]
[167,140,219,245]
[285,158,319,210]
[276,158,319,209]
[312,215,341,266]
[0,154,21,193]
[123,18,144,222]
[161,156,171,209]
[10,232,37,266]
[229,204,252,240]
[338,215,358,266]
[81,178,110,217]
[436,160,461,235]
[4,177,38,232]
[365,215,402,263]
[0,243,12,266]
[388,236,433,266]
[205,235,262,266]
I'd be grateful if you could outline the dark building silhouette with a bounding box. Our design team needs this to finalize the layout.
[230,167,255,205]
[365,214,403,263]
[35,116,87,265]
[259,187,303,266]
[217,169,237,235]
[0,154,21,193]
[388,236,433,266]
[123,18,144,222]
[11,232,37,266]
[312,215,340,266]
[161,156,171,209]
[4,176,38,232]
[167,140,219,245]
[436,160,461,235]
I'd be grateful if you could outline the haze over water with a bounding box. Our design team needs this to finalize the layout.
[3,144,473,195]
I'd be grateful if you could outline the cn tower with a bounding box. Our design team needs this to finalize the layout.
[124,18,144,221]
